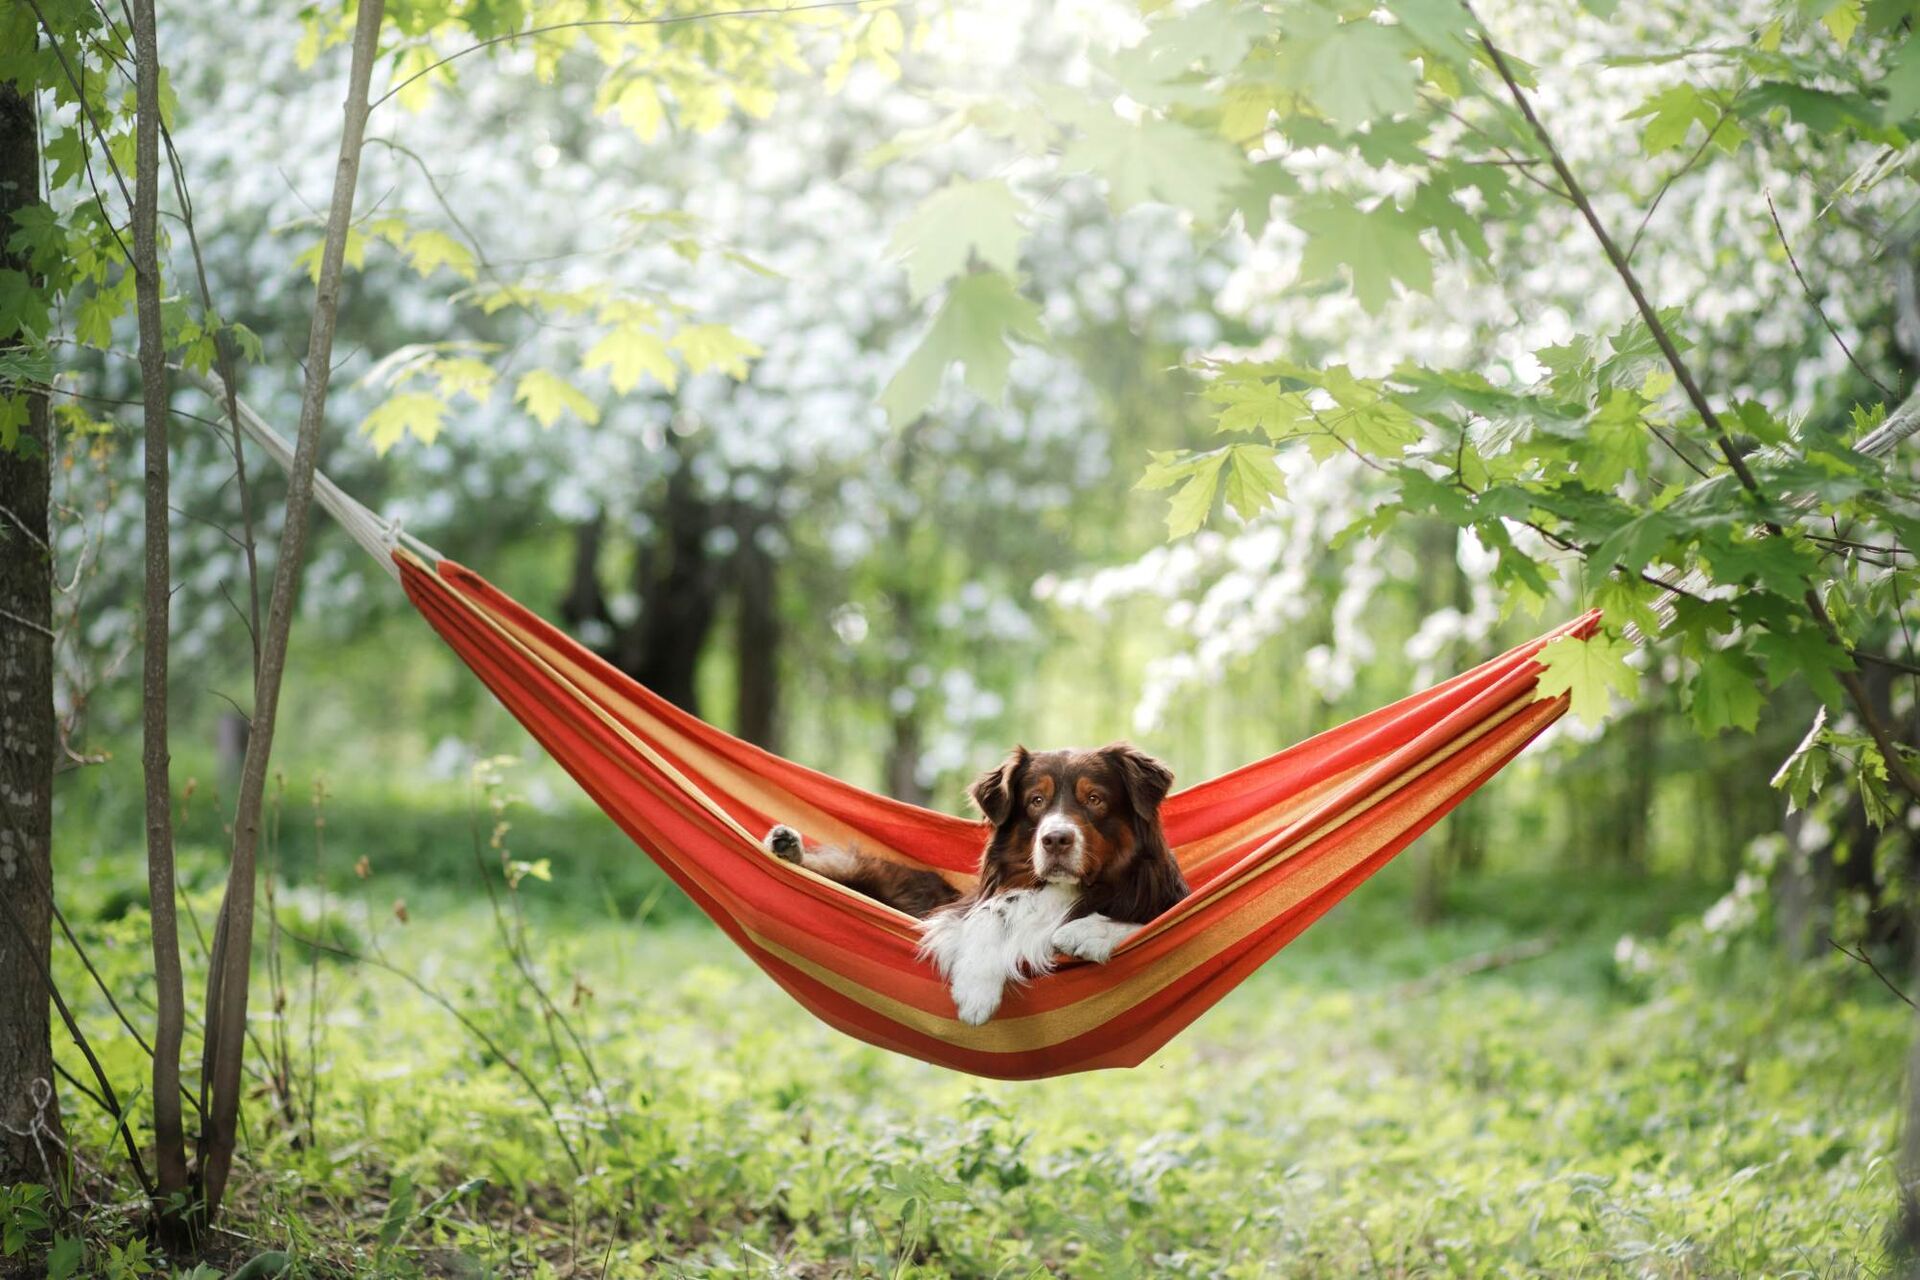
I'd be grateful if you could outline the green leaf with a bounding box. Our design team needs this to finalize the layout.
[1821,0,1862,45]
[360,391,446,455]
[1135,0,1267,74]
[0,270,50,341]
[1589,509,1679,576]
[514,370,601,429]
[0,341,50,387]
[75,288,118,349]
[1581,389,1653,489]
[1204,374,1315,439]
[1228,162,1300,238]
[1137,448,1233,536]
[1062,113,1245,222]
[377,1175,416,1254]
[1881,34,1920,119]
[295,225,369,283]
[879,271,1046,425]
[1689,648,1764,735]
[1222,445,1286,519]
[1749,622,1852,706]
[1168,450,1228,536]
[1385,0,1475,59]
[1593,575,1663,638]
[1534,632,1639,724]
[585,323,677,394]
[672,324,761,379]
[45,1236,83,1280]
[1293,198,1433,314]
[889,179,1029,302]
[403,229,478,280]
[1623,84,1717,155]
[1737,82,1887,138]
[1277,10,1419,130]
[1699,530,1820,598]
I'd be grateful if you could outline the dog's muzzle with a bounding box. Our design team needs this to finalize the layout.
[1033,815,1085,882]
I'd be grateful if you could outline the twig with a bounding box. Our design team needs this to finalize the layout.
[1830,938,1917,1009]
[1625,81,1750,265]
[0,891,154,1196]
[0,602,55,638]
[1391,936,1556,999]
[1765,190,1895,400]
[280,927,586,1176]
[369,0,908,111]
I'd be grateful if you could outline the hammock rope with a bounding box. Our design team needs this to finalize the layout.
[223,388,1598,1078]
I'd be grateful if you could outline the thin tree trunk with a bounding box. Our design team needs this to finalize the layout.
[558,513,610,637]
[128,0,190,1216]
[733,505,781,751]
[196,0,386,1221]
[1899,917,1920,1265]
[0,69,62,1189]
[881,423,930,807]
[628,442,721,712]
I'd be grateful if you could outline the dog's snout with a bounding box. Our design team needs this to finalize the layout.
[1039,828,1075,855]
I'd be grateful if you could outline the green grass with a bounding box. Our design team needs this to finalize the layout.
[15,784,1907,1279]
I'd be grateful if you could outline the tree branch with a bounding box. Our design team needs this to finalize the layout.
[1765,190,1895,400]
[1469,11,1920,802]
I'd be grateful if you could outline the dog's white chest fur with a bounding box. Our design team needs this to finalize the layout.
[917,883,1079,1025]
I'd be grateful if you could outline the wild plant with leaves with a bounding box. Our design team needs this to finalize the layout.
[878,0,1920,818]
[1,0,900,1240]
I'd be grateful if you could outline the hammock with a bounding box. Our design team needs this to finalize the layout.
[230,395,1595,1080]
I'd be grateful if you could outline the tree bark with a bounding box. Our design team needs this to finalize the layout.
[0,70,63,1189]
[128,0,191,1215]
[196,0,386,1222]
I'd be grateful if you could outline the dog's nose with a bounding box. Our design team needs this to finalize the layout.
[1040,828,1074,856]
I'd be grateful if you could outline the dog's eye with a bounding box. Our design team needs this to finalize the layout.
[1026,793,1046,811]
[1086,793,1107,811]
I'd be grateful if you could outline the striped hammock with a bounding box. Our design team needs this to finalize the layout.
[231,393,1594,1080]
[398,549,1591,1079]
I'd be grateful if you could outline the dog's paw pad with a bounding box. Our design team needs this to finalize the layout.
[764,824,804,861]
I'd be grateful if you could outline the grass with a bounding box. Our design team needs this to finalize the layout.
[11,770,1908,1278]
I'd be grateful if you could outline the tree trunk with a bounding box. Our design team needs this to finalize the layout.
[558,513,610,639]
[129,0,192,1216]
[196,0,387,1222]
[0,71,62,1188]
[878,422,931,806]
[733,506,781,751]
[629,444,722,713]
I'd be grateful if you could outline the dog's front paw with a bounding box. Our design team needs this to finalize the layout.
[949,973,1005,1025]
[1052,916,1131,964]
[764,824,804,862]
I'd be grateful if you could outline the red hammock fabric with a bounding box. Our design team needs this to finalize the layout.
[396,549,1594,1079]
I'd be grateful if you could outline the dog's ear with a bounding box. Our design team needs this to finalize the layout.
[1101,742,1174,814]
[969,746,1030,827]
[1099,742,1186,919]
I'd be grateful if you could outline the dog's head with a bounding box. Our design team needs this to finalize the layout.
[968,743,1177,901]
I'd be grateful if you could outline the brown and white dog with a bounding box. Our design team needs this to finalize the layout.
[764,743,1187,1024]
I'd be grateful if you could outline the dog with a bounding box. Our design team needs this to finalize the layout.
[763,743,1187,1024]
